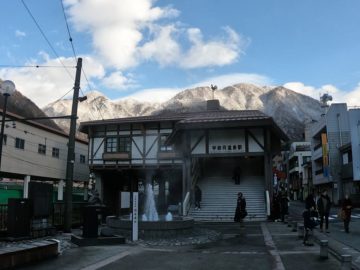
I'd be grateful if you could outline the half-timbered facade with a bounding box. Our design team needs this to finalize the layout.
[79,101,288,220]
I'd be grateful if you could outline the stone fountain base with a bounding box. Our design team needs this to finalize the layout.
[102,215,194,239]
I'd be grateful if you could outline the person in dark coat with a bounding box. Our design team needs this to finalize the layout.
[279,187,289,222]
[233,166,241,185]
[302,205,317,246]
[272,193,281,221]
[305,192,316,210]
[234,192,247,225]
[342,194,353,233]
[194,185,202,210]
[317,190,331,233]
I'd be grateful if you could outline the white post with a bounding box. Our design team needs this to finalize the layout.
[132,192,139,241]
[58,180,65,201]
[320,240,328,259]
[23,175,31,198]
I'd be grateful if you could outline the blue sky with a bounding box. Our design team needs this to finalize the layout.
[0,0,360,107]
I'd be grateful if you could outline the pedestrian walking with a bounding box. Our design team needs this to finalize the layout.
[234,192,247,226]
[279,187,289,222]
[233,166,241,185]
[302,205,318,246]
[342,194,353,233]
[317,190,331,233]
[271,193,281,221]
[305,191,316,210]
[194,185,202,210]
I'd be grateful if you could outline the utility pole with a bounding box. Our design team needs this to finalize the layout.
[64,57,82,232]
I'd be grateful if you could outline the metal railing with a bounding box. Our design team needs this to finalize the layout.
[52,202,87,228]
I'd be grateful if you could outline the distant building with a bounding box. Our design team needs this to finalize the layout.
[309,103,360,204]
[288,142,311,200]
[0,109,89,201]
[80,100,288,221]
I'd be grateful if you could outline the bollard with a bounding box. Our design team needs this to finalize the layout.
[319,240,328,259]
[291,221,297,232]
[340,254,352,270]
[297,224,304,239]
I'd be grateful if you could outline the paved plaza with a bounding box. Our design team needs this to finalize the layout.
[16,221,343,270]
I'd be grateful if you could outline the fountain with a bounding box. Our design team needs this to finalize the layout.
[143,184,159,221]
[103,183,193,239]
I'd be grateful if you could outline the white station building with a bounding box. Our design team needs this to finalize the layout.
[79,100,288,221]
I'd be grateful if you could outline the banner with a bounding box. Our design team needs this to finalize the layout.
[321,133,329,177]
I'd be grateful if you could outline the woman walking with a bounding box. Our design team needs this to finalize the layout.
[234,192,247,226]
[342,194,353,233]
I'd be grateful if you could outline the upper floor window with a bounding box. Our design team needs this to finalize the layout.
[105,137,118,153]
[38,144,46,155]
[119,137,131,152]
[80,154,86,164]
[15,138,25,150]
[52,147,60,158]
[159,135,173,152]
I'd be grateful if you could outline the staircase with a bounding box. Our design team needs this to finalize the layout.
[189,176,267,222]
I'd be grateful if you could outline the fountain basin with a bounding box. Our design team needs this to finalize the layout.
[104,215,194,239]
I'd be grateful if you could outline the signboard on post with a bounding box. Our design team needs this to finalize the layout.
[132,192,138,241]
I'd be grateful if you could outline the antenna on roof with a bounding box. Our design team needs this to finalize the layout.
[210,84,217,100]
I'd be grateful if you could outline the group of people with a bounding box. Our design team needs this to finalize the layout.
[303,190,353,246]
[271,187,289,222]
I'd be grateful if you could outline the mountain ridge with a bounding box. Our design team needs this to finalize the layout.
[43,83,323,140]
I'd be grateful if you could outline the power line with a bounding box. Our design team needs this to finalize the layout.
[57,1,103,121]
[59,0,77,61]
[21,0,74,80]
[81,70,105,120]
[0,64,75,69]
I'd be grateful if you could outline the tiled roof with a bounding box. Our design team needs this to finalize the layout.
[79,109,288,141]
[177,110,270,124]
[80,110,269,127]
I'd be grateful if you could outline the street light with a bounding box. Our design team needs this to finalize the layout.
[0,80,16,171]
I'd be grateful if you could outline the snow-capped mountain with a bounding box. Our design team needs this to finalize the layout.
[43,83,323,140]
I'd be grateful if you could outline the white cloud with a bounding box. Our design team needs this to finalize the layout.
[180,27,245,68]
[102,71,137,90]
[140,24,181,66]
[64,0,245,70]
[123,73,272,103]
[15,30,26,38]
[283,82,360,106]
[0,53,105,107]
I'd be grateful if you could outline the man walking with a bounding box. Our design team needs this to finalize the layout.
[317,190,331,233]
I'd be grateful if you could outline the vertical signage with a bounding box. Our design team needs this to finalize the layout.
[321,133,329,177]
[132,192,138,241]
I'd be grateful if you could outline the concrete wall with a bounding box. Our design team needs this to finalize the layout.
[349,109,360,181]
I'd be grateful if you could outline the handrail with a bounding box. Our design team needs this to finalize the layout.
[182,191,190,216]
[265,190,270,217]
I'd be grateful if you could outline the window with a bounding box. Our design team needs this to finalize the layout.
[105,137,118,152]
[2,134,7,145]
[80,154,86,164]
[119,137,131,152]
[159,135,173,152]
[52,147,60,158]
[38,144,46,155]
[15,138,25,149]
